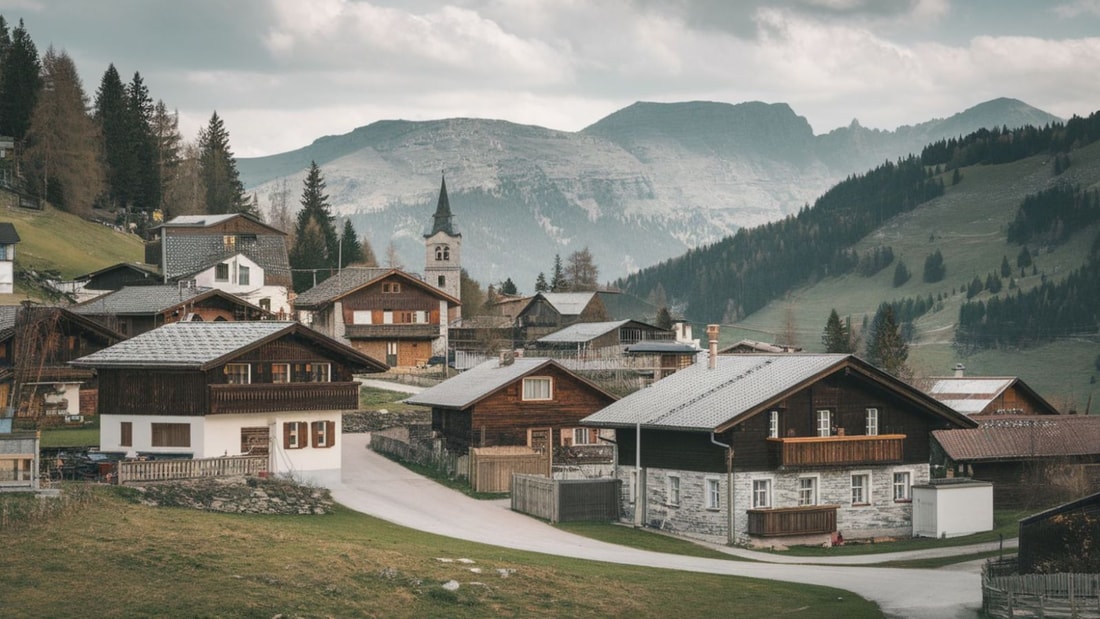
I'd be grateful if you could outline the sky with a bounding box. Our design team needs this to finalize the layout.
[4,0,1100,158]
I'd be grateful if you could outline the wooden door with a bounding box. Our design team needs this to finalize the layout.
[527,427,553,477]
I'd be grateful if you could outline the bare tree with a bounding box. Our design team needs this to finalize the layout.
[564,247,599,292]
[385,241,404,269]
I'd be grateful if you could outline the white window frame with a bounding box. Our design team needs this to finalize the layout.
[353,310,372,325]
[666,474,681,507]
[313,421,330,448]
[866,408,879,436]
[817,409,832,437]
[271,363,290,384]
[225,363,250,385]
[752,478,772,509]
[522,376,553,401]
[238,264,250,286]
[705,477,721,510]
[893,471,912,502]
[851,472,871,506]
[310,362,331,383]
[798,476,818,506]
[768,410,779,439]
[286,422,304,449]
[571,427,594,445]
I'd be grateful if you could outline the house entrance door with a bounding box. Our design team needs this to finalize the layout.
[527,427,553,477]
[386,341,398,366]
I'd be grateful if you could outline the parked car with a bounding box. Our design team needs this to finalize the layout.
[427,352,456,368]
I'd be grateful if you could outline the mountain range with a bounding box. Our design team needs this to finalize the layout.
[238,97,1060,290]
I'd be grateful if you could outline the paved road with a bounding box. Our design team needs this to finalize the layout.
[332,434,985,619]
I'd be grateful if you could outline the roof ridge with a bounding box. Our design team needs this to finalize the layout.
[649,358,773,425]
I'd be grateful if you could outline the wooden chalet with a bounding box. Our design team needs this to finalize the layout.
[925,370,1060,417]
[1017,491,1100,574]
[70,284,270,337]
[0,304,124,422]
[515,292,609,343]
[719,339,803,354]
[71,321,387,486]
[582,340,976,546]
[932,415,1100,509]
[533,319,674,357]
[293,267,460,368]
[624,341,700,382]
[75,262,161,293]
[405,356,618,455]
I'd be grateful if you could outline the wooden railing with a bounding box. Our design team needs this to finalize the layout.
[116,455,266,484]
[208,382,359,414]
[747,505,839,537]
[343,324,439,339]
[767,434,905,467]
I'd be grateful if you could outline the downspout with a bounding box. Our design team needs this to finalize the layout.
[710,432,734,546]
[635,420,643,527]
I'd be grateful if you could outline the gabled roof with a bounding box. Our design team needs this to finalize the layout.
[525,292,598,316]
[537,320,634,344]
[719,339,803,354]
[932,415,1100,462]
[0,222,20,244]
[1020,490,1100,525]
[293,267,460,310]
[70,321,387,372]
[71,285,265,316]
[582,354,976,432]
[0,304,125,343]
[926,376,1059,416]
[75,261,161,283]
[405,357,616,410]
[156,213,285,235]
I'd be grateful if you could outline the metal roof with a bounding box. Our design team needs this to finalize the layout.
[625,342,701,354]
[926,376,1058,416]
[933,415,1100,462]
[406,358,559,409]
[582,354,850,431]
[928,377,1015,396]
[537,292,597,315]
[537,320,631,343]
[161,214,239,227]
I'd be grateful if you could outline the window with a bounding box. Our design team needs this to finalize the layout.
[151,423,190,447]
[816,410,832,437]
[798,477,817,506]
[866,408,879,436]
[438,275,446,287]
[435,245,450,261]
[223,235,237,251]
[238,264,250,286]
[667,475,681,506]
[851,474,870,505]
[259,298,271,312]
[752,479,771,508]
[120,421,132,447]
[893,472,911,502]
[309,363,331,382]
[271,363,290,384]
[215,263,229,281]
[768,410,780,438]
[312,420,335,448]
[224,363,250,385]
[522,377,553,401]
[284,421,308,449]
[352,310,372,325]
[705,477,721,510]
[569,427,595,445]
[382,282,401,293]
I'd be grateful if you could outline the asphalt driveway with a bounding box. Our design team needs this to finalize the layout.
[332,433,984,619]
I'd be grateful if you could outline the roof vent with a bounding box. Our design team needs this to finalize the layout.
[954,363,966,378]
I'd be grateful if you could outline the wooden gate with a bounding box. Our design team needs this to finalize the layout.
[527,427,553,477]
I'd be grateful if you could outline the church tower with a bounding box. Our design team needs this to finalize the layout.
[424,174,461,301]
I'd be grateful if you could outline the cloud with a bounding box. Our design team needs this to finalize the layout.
[1054,0,1100,18]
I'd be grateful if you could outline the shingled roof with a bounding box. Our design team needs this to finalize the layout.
[71,285,262,316]
[293,267,460,310]
[933,415,1100,462]
[155,214,290,283]
[0,222,20,244]
[405,357,615,410]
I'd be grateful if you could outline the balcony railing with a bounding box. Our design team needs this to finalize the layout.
[767,434,905,468]
[208,382,359,415]
[343,324,440,339]
[747,505,838,537]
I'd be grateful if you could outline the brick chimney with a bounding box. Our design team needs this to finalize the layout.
[953,363,966,378]
[707,324,720,369]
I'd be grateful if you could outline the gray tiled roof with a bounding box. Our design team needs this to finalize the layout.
[71,285,242,316]
[0,222,20,244]
[582,354,850,431]
[537,320,631,343]
[292,267,394,308]
[405,358,557,409]
[163,234,291,283]
[538,292,597,316]
[70,321,297,368]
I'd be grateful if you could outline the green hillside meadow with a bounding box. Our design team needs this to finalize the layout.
[734,140,1100,410]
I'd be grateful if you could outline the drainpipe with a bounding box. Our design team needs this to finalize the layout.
[710,431,735,545]
[635,420,643,527]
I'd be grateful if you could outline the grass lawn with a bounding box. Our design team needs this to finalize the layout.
[555,521,745,561]
[0,204,143,281]
[359,385,424,413]
[0,487,882,618]
[38,418,100,448]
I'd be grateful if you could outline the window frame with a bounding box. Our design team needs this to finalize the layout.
[120,421,133,447]
[151,422,191,448]
[312,420,335,448]
[705,477,721,510]
[768,410,779,439]
[238,264,250,286]
[666,474,681,507]
[798,476,818,506]
[284,421,308,450]
[214,262,230,282]
[382,282,401,294]
[224,363,251,385]
[816,409,832,437]
[851,472,871,506]
[866,408,879,436]
[309,362,331,383]
[521,376,553,401]
[893,471,912,502]
[752,478,772,509]
[271,363,290,384]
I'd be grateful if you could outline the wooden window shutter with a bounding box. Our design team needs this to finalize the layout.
[283,422,293,449]
[326,421,335,448]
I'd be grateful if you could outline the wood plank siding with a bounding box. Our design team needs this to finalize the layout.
[767,434,905,467]
[747,505,838,537]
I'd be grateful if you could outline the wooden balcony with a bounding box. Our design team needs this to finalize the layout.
[747,505,838,537]
[343,324,440,340]
[208,382,359,415]
[767,434,905,468]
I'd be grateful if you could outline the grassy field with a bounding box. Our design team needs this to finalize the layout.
[0,203,143,284]
[732,141,1100,406]
[359,385,425,413]
[555,521,744,561]
[0,487,882,618]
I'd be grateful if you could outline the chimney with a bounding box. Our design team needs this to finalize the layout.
[953,363,966,378]
[707,324,720,369]
[498,349,514,367]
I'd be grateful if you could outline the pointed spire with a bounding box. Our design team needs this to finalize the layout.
[426,173,458,237]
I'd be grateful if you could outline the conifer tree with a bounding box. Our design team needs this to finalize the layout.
[534,272,548,293]
[94,64,130,209]
[865,303,908,377]
[893,260,911,287]
[289,161,339,291]
[339,219,363,266]
[197,111,247,214]
[150,100,182,216]
[655,306,673,330]
[0,19,41,141]
[1000,255,1012,278]
[499,278,517,295]
[549,254,565,292]
[821,308,853,353]
[125,72,160,213]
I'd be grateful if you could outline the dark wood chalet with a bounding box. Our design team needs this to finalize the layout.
[294,267,460,368]
[533,319,674,356]
[71,284,270,337]
[0,304,124,421]
[925,373,1060,417]
[582,352,976,546]
[514,292,609,344]
[405,357,618,454]
[75,262,161,294]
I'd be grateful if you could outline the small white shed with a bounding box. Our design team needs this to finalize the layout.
[912,478,993,538]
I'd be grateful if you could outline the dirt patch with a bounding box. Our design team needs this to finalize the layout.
[127,476,334,515]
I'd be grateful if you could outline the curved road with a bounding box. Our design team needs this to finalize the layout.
[332,434,985,618]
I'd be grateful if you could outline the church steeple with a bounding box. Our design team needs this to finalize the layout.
[426,174,459,238]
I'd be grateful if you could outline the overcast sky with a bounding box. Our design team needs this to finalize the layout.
[5,0,1100,157]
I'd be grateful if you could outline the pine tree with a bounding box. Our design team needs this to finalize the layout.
[289,218,329,293]
[893,260,911,287]
[866,304,908,377]
[821,308,853,353]
[197,111,247,214]
[125,72,160,214]
[0,19,41,141]
[499,278,517,295]
[922,250,945,283]
[655,306,673,330]
[1000,255,1012,278]
[23,47,104,216]
[1017,246,1033,268]
[339,219,363,266]
[549,254,565,292]
[534,272,548,293]
[289,161,339,291]
[94,64,130,209]
[150,100,182,216]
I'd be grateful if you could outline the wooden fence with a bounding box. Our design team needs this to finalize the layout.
[370,432,465,480]
[983,561,1100,618]
[511,474,621,523]
[470,447,547,493]
[116,456,267,484]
